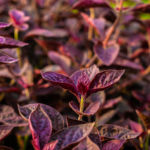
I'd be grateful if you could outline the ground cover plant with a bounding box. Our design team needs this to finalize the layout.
[0,0,150,149]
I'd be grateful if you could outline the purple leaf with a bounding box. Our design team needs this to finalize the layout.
[132,3,150,13]
[18,103,64,130]
[23,28,68,41]
[0,146,14,150]
[81,13,105,39]
[0,22,11,29]
[102,139,126,150]
[87,70,125,97]
[0,125,14,141]
[66,117,102,149]
[71,64,99,87]
[36,0,46,7]
[132,91,148,102]
[129,120,143,133]
[97,124,141,139]
[41,72,78,98]
[77,72,90,95]
[113,57,143,70]
[49,122,95,150]
[73,137,100,150]
[0,86,21,93]
[43,140,58,150]
[29,104,52,150]
[0,36,5,44]
[94,41,120,66]
[72,0,111,9]
[0,52,18,64]
[48,51,71,75]
[9,9,30,31]
[0,37,28,49]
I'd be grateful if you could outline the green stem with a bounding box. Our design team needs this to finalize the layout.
[14,28,22,67]
[23,135,29,150]
[78,95,84,121]
[145,131,150,150]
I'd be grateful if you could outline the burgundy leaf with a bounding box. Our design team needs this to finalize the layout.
[0,22,11,29]
[94,42,120,66]
[97,124,141,139]
[43,140,58,150]
[29,104,52,150]
[0,36,5,44]
[49,122,95,150]
[18,103,64,130]
[0,37,28,49]
[102,139,126,150]
[66,117,102,149]
[136,110,150,130]
[36,0,45,7]
[132,91,148,102]
[113,57,143,70]
[48,51,71,75]
[0,86,21,93]
[41,72,78,98]
[72,0,111,9]
[73,137,100,150]
[102,97,122,109]
[0,125,14,141]
[77,72,90,95]
[129,120,143,133]
[0,52,18,64]
[0,146,14,150]
[87,70,125,97]
[71,64,99,87]
[81,13,105,39]
[132,3,150,13]
[23,28,68,41]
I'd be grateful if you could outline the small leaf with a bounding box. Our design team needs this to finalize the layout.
[72,137,100,150]
[94,42,120,66]
[0,125,14,141]
[81,13,105,39]
[72,0,111,9]
[136,110,150,130]
[43,140,58,150]
[97,124,141,139]
[0,37,28,49]
[18,103,64,130]
[0,52,18,64]
[0,36,5,44]
[41,72,78,98]
[87,70,125,97]
[0,146,14,150]
[29,105,52,150]
[132,91,148,102]
[102,139,126,150]
[49,122,95,150]
[129,120,143,133]
[0,22,11,28]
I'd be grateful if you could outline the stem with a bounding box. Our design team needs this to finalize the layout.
[145,131,150,150]
[14,28,22,67]
[23,135,29,150]
[78,95,84,121]
[138,117,143,148]
[85,0,124,67]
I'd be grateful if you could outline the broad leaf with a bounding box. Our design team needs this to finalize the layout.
[102,139,126,150]
[136,110,150,130]
[72,0,111,9]
[49,122,95,150]
[18,103,64,130]
[0,52,18,64]
[41,72,78,98]
[94,42,120,66]
[29,105,52,150]
[0,125,14,141]
[43,140,58,150]
[73,137,100,150]
[97,124,141,139]
[0,37,28,49]
[129,120,143,133]
[87,70,125,97]
[0,22,11,28]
